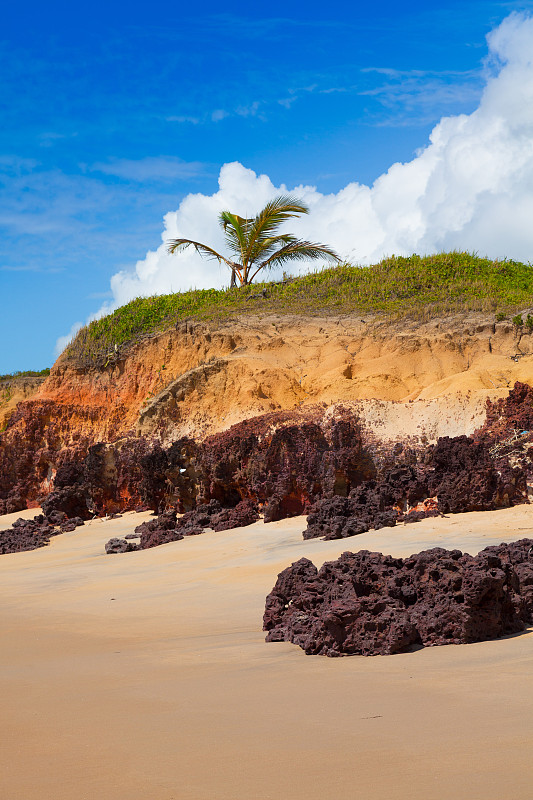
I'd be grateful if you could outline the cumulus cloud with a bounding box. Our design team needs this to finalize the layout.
[55,320,83,356]
[97,13,533,315]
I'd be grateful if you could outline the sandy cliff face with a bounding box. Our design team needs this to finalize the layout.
[2,310,533,515]
[22,312,533,447]
[0,377,46,430]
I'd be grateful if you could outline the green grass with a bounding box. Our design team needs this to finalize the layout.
[0,368,50,381]
[65,252,533,366]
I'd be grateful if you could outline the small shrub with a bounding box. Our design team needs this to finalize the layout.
[526,314,533,331]
[512,314,524,327]
[495,312,506,322]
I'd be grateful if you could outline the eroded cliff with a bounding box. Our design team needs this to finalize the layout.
[2,311,533,511]
[20,313,533,441]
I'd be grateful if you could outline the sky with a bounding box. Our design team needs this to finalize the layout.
[2,0,533,372]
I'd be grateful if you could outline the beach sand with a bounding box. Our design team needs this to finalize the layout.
[1,507,532,799]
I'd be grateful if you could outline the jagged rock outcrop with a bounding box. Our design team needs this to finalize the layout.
[263,540,533,656]
[3,380,533,559]
[0,516,58,555]
[303,434,528,541]
[3,307,533,558]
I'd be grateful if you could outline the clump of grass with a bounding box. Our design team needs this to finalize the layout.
[0,368,50,381]
[66,251,533,367]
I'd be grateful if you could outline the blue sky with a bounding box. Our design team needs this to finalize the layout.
[2,0,533,373]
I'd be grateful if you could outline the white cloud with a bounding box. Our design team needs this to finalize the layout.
[165,115,200,124]
[98,13,533,313]
[211,109,229,122]
[55,321,83,356]
[90,156,204,182]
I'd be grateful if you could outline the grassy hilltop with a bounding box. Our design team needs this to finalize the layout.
[66,252,533,366]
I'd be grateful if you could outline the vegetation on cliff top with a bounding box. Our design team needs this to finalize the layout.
[66,251,533,366]
[0,368,50,382]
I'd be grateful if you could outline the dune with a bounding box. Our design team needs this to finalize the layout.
[1,508,532,799]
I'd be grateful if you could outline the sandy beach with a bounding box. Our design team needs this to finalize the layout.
[1,507,532,799]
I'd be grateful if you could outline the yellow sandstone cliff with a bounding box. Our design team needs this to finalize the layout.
[8,312,533,449]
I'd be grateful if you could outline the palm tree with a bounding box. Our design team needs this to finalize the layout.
[167,194,341,286]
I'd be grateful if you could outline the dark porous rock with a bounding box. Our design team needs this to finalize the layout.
[0,515,60,555]
[427,435,525,514]
[483,538,533,619]
[484,381,533,436]
[177,499,223,533]
[124,533,141,540]
[41,485,90,521]
[54,460,85,488]
[5,493,25,514]
[209,499,259,532]
[303,468,414,540]
[5,381,533,543]
[45,509,67,526]
[59,516,85,532]
[264,541,533,656]
[105,537,139,554]
[131,499,259,552]
[135,510,184,550]
[196,412,375,520]
[303,437,529,542]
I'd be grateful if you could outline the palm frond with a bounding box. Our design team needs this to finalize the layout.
[252,240,341,281]
[218,212,251,261]
[166,238,235,268]
[246,195,310,262]
[220,211,250,233]
[248,233,297,261]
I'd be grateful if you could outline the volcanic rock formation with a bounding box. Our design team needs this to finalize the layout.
[127,499,260,552]
[303,433,528,540]
[263,539,533,656]
[3,379,533,557]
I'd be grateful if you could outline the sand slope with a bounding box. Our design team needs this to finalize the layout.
[1,508,532,799]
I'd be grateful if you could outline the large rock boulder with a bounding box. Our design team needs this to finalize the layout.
[263,540,533,656]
